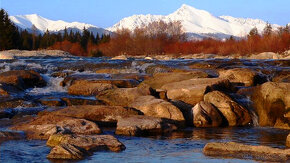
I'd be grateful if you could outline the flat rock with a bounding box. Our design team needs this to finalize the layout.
[130,96,185,122]
[96,86,151,107]
[50,105,140,125]
[161,78,232,106]
[47,143,86,160]
[115,115,177,136]
[0,70,46,89]
[68,80,116,96]
[251,82,290,128]
[203,142,290,162]
[47,134,125,152]
[204,91,251,126]
[192,101,223,127]
[140,71,209,90]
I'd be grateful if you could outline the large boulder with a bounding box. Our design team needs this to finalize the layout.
[68,80,116,96]
[11,115,101,139]
[96,87,151,107]
[251,82,290,129]
[115,115,177,136]
[204,91,251,126]
[50,105,140,125]
[192,101,223,127]
[0,70,46,89]
[161,78,232,106]
[130,96,185,122]
[47,134,125,152]
[203,142,290,162]
[218,68,260,86]
[140,71,209,90]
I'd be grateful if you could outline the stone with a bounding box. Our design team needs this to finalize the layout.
[38,97,63,107]
[161,78,232,106]
[47,143,86,160]
[218,68,259,86]
[272,70,290,83]
[140,71,209,90]
[251,82,290,128]
[47,134,125,152]
[130,96,185,122]
[0,97,36,110]
[60,97,104,106]
[96,87,151,107]
[50,105,140,125]
[0,70,46,89]
[192,101,223,127]
[203,142,290,162]
[286,134,290,148]
[11,115,101,139]
[115,115,177,136]
[68,80,116,96]
[204,91,251,126]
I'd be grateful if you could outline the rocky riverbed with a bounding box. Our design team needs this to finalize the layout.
[0,52,289,162]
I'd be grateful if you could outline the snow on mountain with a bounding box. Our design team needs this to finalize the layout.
[108,4,281,39]
[9,14,110,35]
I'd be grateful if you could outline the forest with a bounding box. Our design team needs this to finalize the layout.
[1,9,289,57]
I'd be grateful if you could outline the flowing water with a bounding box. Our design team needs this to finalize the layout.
[0,56,289,162]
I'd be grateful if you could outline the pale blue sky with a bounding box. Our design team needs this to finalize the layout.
[1,0,289,28]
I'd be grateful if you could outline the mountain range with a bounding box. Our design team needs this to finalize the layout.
[9,4,284,40]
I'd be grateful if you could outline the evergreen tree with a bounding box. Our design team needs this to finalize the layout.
[248,27,259,37]
[263,22,272,36]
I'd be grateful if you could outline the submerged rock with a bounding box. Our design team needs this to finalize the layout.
[192,101,223,127]
[203,142,290,162]
[161,78,232,106]
[47,134,125,152]
[130,95,185,122]
[115,115,177,136]
[204,91,251,126]
[0,70,46,89]
[251,82,290,129]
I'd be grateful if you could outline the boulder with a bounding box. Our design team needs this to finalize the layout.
[11,115,101,139]
[161,78,232,106]
[287,134,290,148]
[0,97,36,110]
[130,96,185,122]
[47,143,87,160]
[47,134,125,152]
[203,142,290,162]
[0,70,46,89]
[50,105,140,125]
[38,97,64,107]
[192,101,223,127]
[68,80,116,96]
[204,91,251,126]
[251,82,290,128]
[115,115,177,136]
[218,68,259,86]
[96,87,151,107]
[140,71,209,90]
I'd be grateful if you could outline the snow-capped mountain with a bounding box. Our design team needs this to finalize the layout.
[108,4,281,39]
[9,14,110,35]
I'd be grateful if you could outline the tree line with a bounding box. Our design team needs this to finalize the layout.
[1,8,289,57]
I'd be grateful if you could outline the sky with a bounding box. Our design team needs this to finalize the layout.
[1,0,289,28]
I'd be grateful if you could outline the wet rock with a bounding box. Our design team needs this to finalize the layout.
[115,115,177,136]
[11,115,101,139]
[161,78,232,106]
[61,74,109,87]
[0,131,24,144]
[38,97,64,107]
[51,71,73,78]
[130,96,185,122]
[251,82,290,128]
[0,83,22,96]
[287,134,290,147]
[192,101,223,127]
[96,87,151,107]
[47,134,125,152]
[0,97,37,110]
[218,68,259,86]
[0,70,46,89]
[50,105,140,125]
[95,68,135,74]
[140,71,209,90]
[68,80,116,96]
[203,142,290,162]
[204,91,251,126]
[272,70,290,83]
[47,143,87,160]
[61,97,104,106]
[144,64,189,74]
